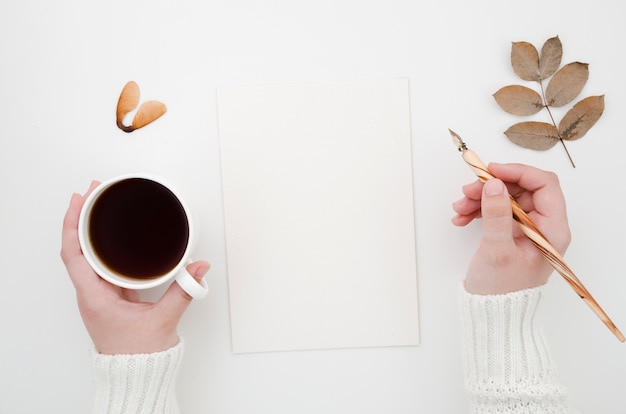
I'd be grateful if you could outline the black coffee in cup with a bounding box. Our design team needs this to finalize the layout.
[88,178,189,279]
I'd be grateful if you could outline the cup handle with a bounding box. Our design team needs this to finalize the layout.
[175,264,209,299]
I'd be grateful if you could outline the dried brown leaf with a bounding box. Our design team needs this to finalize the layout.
[131,100,167,130]
[538,36,562,80]
[116,81,140,132]
[545,62,589,107]
[493,85,544,115]
[497,37,603,167]
[504,121,559,150]
[511,41,540,81]
[558,95,604,141]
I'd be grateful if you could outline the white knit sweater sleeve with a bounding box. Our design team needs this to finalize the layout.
[461,285,577,413]
[91,340,183,414]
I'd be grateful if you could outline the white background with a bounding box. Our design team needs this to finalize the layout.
[1,1,624,413]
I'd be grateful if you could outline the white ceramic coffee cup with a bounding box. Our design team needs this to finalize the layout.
[77,173,208,299]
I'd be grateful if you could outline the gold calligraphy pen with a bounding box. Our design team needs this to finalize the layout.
[449,129,625,342]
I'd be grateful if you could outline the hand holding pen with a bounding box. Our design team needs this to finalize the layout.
[450,129,624,342]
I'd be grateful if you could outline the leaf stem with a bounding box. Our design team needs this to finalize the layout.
[538,80,576,167]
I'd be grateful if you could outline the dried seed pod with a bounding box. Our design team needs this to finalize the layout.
[116,81,140,132]
[131,100,167,130]
[115,81,166,133]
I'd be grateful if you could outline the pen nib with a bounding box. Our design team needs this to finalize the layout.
[448,129,467,152]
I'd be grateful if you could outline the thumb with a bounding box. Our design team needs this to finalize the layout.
[157,261,211,319]
[480,179,514,245]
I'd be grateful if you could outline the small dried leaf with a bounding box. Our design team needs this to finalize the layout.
[131,100,167,130]
[545,62,589,107]
[538,36,562,80]
[511,41,540,81]
[504,121,559,150]
[558,95,604,141]
[493,85,544,115]
[116,81,140,132]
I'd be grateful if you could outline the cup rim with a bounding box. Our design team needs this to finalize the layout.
[77,173,194,290]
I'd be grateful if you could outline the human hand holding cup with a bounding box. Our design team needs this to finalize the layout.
[77,174,208,299]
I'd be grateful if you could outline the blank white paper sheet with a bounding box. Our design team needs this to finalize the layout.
[217,78,419,353]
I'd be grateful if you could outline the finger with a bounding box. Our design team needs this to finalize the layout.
[452,196,481,216]
[451,210,481,227]
[451,196,482,226]
[61,181,102,291]
[452,180,484,216]
[61,181,100,255]
[461,180,485,200]
[488,162,567,224]
[157,261,211,321]
[61,192,87,265]
[451,180,485,227]
[480,179,515,245]
[488,162,562,207]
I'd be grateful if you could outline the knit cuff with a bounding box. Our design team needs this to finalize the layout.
[460,285,571,413]
[92,340,183,414]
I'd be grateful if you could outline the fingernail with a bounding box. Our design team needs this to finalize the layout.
[484,179,505,196]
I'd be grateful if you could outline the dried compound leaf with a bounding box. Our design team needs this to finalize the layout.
[493,85,544,115]
[504,121,559,150]
[131,100,167,130]
[496,36,603,166]
[116,81,140,131]
[538,36,563,80]
[558,95,604,141]
[545,62,589,107]
[511,41,540,81]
